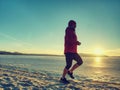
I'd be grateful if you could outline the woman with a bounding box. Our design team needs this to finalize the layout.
[60,20,83,84]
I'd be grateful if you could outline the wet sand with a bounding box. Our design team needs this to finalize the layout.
[0,64,120,90]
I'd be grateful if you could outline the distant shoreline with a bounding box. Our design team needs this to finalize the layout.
[0,51,109,57]
[0,51,63,57]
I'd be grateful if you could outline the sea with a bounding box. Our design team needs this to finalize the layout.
[0,55,120,84]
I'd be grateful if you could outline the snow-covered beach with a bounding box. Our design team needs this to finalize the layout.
[0,64,120,90]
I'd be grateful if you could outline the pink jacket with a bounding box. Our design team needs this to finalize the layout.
[64,27,78,53]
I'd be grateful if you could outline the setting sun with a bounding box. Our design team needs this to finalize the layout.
[94,48,104,55]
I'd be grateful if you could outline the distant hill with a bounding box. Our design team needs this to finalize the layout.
[0,51,108,57]
[0,51,61,56]
[0,51,23,55]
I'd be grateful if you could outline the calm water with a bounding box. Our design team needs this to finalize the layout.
[0,55,120,83]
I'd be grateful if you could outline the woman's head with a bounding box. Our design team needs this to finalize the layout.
[68,20,76,29]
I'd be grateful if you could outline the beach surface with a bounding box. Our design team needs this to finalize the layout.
[0,64,120,90]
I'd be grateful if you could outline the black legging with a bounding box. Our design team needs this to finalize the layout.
[65,53,83,69]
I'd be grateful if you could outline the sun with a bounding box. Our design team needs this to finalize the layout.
[94,48,104,55]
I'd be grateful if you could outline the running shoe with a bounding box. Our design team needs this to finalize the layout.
[68,71,74,79]
[60,78,70,84]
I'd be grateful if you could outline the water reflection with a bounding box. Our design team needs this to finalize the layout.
[93,57,103,67]
[95,57,101,63]
[93,57,103,74]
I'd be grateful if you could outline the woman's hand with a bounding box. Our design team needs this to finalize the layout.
[76,41,81,45]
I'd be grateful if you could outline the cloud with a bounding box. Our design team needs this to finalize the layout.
[105,48,120,56]
[0,32,33,47]
[0,32,18,41]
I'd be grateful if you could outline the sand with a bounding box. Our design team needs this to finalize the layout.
[0,64,120,90]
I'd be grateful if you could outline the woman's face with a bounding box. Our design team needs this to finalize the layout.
[71,23,76,29]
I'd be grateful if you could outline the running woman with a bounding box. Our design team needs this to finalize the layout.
[60,20,83,84]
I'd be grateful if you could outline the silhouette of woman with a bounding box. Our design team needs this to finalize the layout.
[60,20,83,83]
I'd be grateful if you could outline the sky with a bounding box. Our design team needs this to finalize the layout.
[0,0,120,56]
